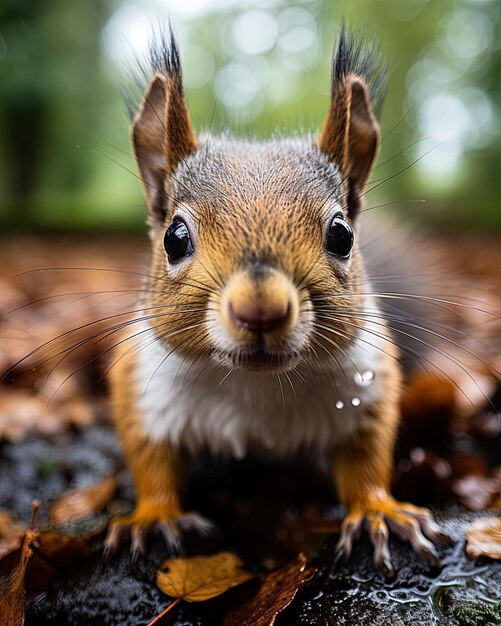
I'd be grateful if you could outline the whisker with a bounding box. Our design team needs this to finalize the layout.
[283,370,298,402]
[312,319,455,395]
[321,307,500,378]
[316,313,494,409]
[311,291,497,320]
[2,288,184,317]
[275,372,286,413]
[2,302,209,382]
[10,266,162,281]
[360,199,426,215]
[48,317,209,404]
[378,103,417,147]
[144,325,209,393]
[374,136,429,170]
[351,145,439,205]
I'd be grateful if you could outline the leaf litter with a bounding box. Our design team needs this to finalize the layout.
[0,235,500,624]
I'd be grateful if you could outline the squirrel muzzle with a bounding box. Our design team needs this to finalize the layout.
[220,266,299,343]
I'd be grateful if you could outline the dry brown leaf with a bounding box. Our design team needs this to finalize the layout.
[0,530,94,598]
[0,529,39,626]
[157,551,254,602]
[0,504,40,626]
[0,392,64,442]
[0,390,96,443]
[224,553,316,626]
[465,516,501,560]
[49,475,117,525]
[0,511,26,560]
[453,474,501,511]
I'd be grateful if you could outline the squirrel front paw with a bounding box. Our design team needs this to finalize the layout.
[104,502,214,559]
[335,496,447,575]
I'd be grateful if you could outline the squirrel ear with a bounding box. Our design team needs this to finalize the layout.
[132,34,197,229]
[132,75,168,226]
[318,28,384,217]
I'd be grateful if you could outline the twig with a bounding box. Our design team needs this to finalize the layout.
[146,597,182,626]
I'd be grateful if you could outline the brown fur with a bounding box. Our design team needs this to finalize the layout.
[110,344,183,521]
[105,26,440,567]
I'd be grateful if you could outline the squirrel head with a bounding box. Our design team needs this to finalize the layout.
[131,26,386,372]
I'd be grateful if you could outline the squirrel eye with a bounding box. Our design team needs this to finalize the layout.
[326,214,354,258]
[164,219,193,262]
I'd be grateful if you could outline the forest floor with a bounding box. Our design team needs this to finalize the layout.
[0,233,500,625]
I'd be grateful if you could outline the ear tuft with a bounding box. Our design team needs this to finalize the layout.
[319,25,387,218]
[149,23,183,84]
[149,25,197,176]
[126,25,197,231]
[333,25,386,120]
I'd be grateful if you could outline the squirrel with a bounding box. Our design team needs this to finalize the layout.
[104,25,445,572]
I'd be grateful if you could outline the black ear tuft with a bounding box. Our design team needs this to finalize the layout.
[125,23,197,231]
[333,23,387,118]
[318,24,387,218]
[121,23,184,120]
[149,23,183,86]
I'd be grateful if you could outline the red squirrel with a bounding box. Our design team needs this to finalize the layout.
[104,26,444,572]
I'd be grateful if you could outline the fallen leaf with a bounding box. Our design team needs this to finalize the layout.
[465,516,501,560]
[0,511,26,559]
[0,392,63,442]
[49,475,117,525]
[0,503,40,625]
[453,474,501,511]
[223,553,316,626]
[0,530,94,598]
[0,528,39,626]
[157,551,254,602]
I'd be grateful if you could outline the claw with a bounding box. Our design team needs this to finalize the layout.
[102,541,115,563]
[103,508,215,559]
[393,503,450,544]
[381,557,395,578]
[387,516,442,568]
[367,512,393,575]
[130,522,149,557]
[421,546,442,569]
[178,512,216,537]
[337,498,443,572]
[103,520,129,560]
[335,514,363,563]
[436,531,454,545]
[332,546,347,566]
[159,521,182,554]
[130,547,142,564]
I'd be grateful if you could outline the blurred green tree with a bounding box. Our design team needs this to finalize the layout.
[0,0,499,231]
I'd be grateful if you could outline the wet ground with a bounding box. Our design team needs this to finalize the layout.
[0,424,498,626]
[0,235,500,625]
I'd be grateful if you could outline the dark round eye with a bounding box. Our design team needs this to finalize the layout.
[326,214,354,258]
[163,219,193,262]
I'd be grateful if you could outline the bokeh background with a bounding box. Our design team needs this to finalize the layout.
[0,0,499,232]
[0,7,501,623]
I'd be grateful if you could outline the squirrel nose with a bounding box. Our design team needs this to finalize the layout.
[229,301,290,333]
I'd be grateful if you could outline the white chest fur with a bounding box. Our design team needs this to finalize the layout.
[134,323,388,458]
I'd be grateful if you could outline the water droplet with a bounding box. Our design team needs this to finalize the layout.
[351,397,361,407]
[335,400,344,409]
[354,369,375,387]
